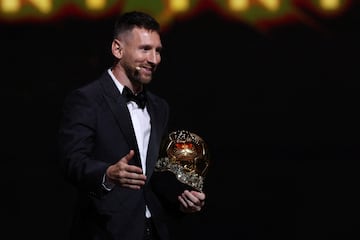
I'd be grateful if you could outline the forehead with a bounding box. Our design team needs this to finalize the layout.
[125,27,162,47]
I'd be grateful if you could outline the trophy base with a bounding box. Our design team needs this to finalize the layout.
[151,171,197,204]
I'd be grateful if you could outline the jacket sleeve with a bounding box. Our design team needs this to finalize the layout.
[58,89,110,197]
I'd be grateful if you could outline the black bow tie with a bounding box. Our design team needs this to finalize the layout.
[122,86,147,109]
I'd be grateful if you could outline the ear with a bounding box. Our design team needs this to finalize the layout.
[111,39,123,59]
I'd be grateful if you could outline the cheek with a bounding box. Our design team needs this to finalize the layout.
[156,55,161,64]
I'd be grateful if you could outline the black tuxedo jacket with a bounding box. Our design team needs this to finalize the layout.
[58,71,174,240]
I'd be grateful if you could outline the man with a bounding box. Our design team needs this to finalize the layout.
[58,11,205,240]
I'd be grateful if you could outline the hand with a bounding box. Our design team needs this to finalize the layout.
[178,190,206,213]
[106,150,146,189]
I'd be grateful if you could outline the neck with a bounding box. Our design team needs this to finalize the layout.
[111,67,143,93]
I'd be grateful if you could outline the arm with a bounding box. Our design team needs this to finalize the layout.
[58,90,108,195]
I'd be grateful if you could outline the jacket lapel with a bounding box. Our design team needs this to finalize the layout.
[100,72,141,164]
[144,93,163,178]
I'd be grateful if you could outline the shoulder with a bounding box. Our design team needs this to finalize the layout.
[66,71,111,101]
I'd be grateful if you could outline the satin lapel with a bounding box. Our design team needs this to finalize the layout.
[145,93,163,178]
[100,73,140,162]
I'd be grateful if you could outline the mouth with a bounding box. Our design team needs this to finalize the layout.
[139,66,154,74]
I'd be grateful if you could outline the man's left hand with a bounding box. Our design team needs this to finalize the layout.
[178,190,206,213]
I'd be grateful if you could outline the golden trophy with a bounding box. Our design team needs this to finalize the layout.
[155,130,210,192]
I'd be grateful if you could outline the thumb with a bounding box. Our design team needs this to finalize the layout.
[121,150,135,164]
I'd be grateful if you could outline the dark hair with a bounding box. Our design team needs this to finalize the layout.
[113,11,160,38]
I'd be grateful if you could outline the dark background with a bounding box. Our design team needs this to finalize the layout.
[2,2,360,240]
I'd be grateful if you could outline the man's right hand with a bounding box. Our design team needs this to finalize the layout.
[106,150,147,189]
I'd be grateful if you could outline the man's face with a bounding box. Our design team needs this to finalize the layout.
[121,27,162,86]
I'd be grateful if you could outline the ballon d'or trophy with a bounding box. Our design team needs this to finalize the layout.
[155,130,210,192]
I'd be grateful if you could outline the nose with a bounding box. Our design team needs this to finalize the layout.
[147,50,161,65]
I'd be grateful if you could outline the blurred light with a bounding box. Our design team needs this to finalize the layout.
[259,0,280,11]
[320,0,340,10]
[170,0,189,12]
[86,0,106,10]
[228,0,250,11]
[1,0,20,13]
[29,0,52,14]
[0,0,351,30]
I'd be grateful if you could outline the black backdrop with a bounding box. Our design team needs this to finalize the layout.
[2,3,360,240]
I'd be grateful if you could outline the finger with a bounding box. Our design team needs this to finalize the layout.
[118,150,144,174]
[178,196,200,212]
[120,178,145,188]
[128,171,147,181]
[182,191,204,207]
[179,194,195,207]
[121,150,135,164]
[119,169,146,181]
[178,195,189,207]
[182,190,198,203]
[126,164,144,175]
[190,190,206,201]
[122,183,141,190]
[125,177,146,186]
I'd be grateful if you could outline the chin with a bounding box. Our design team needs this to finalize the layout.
[140,78,152,85]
